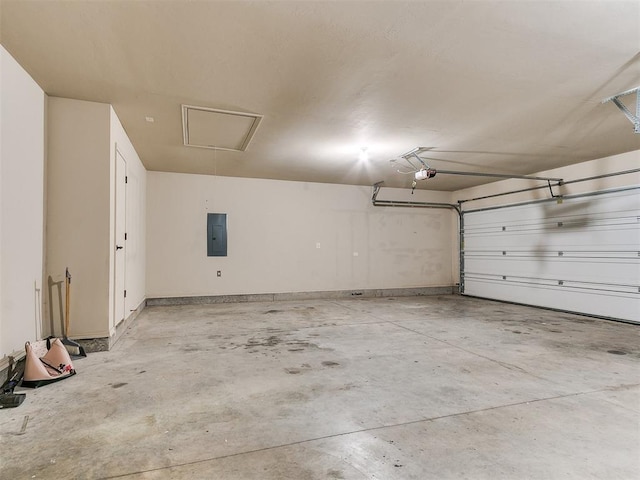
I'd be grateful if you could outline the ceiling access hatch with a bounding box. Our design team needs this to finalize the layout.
[181,105,263,152]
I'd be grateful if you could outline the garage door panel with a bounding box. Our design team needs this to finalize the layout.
[464,195,638,228]
[465,257,638,285]
[464,229,637,249]
[464,276,639,320]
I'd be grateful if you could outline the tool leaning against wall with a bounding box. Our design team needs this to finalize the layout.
[60,268,87,359]
[0,268,88,407]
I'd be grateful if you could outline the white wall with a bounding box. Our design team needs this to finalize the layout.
[147,173,454,298]
[110,107,146,330]
[0,46,45,358]
[47,98,147,340]
[46,98,111,339]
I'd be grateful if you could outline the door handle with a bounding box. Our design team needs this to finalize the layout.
[116,245,124,250]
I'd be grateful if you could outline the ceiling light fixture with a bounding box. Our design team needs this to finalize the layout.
[359,147,369,162]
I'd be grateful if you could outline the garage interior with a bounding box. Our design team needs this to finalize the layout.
[0,1,638,479]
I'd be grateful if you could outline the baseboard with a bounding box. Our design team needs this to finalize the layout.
[147,286,456,306]
[109,299,146,349]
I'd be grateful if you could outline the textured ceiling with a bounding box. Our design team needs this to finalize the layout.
[1,0,639,191]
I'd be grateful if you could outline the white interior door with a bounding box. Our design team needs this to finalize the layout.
[114,149,127,327]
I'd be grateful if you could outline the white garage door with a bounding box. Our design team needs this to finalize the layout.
[462,187,640,323]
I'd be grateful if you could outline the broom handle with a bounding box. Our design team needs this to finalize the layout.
[65,268,71,337]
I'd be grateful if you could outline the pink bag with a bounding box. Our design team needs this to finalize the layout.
[22,338,76,388]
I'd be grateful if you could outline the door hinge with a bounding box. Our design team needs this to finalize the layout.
[124,290,127,298]
[124,233,127,240]
[125,176,128,183]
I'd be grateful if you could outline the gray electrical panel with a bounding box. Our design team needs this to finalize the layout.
[207,213,227,256]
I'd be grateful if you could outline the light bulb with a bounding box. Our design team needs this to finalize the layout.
[359,147,369,162]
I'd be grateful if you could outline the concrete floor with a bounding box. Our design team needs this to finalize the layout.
[1,294,639,479]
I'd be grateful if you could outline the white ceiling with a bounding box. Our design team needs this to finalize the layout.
[1,0,639,191]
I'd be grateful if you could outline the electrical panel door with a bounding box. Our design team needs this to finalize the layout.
[207,213,227,256]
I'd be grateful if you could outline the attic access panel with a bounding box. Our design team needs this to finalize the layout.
[182,105,263,152]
